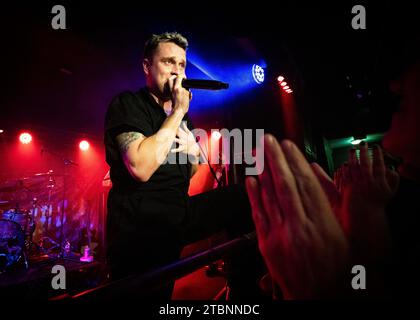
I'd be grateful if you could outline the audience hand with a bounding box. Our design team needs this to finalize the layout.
[246,135,349,299]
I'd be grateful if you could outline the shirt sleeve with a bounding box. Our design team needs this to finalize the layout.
[105,91,154,140]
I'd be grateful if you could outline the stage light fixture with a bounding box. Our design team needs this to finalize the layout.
[19,132,32,144]
[79,140,90,151]
[252,64,265,84]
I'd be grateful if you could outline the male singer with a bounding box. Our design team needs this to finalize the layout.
[104,32,263,299]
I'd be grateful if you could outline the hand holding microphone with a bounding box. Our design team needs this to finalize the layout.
[170,75,230,115]
[169,74,191,115]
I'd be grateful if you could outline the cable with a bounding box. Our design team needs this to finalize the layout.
[196,139,223,187]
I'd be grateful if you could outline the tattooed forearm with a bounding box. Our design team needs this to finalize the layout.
[116,132,143,153]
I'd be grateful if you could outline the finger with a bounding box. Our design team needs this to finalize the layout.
[174,138,183,144]
[263,135,306,225]
[348,149,361,181]
[246,177,270,234]
[182,121,189,132]
[385,169,400,194]
[359,141,371,176]
[335,167,342,192]
[176,131,187,141]
[372,145,386,182]
[311,162,333,184]
[259,149,285,226]
[177,125,188,137]
[310,162,340,206]
[281,140,334,224]
[168,75,177,92]
[341,163,351,185]
[348,148,357,165]
[173,74,184,91]
[171,146,186,153]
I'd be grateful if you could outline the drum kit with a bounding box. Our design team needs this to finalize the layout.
[0,170,66,273]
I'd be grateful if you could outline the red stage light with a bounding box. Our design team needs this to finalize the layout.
[280,82,287,87]
[283,86,289,90]
[211,131,222,140]
[0,129,4,133]
[277,76,284,82]
[79,140,90,151]
[19,132,32,144]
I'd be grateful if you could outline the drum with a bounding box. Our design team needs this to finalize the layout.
[0,219,25,270]
[1,209,35,235]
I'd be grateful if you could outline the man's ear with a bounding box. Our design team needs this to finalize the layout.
[143,58,151,76]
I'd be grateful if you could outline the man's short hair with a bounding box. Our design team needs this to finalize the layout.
[143,32,188,61]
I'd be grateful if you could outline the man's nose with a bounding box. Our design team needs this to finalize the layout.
[171,65,181,76]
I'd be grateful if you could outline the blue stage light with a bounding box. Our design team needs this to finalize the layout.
[252,64,265,84]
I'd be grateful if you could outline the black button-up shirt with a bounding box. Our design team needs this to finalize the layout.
[104,88,194,259]
[105,87,193,194]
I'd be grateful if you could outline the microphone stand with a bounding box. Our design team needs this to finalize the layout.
[40,147,78,260]
[58,158,78,259]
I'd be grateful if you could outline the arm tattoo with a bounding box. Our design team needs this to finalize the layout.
[116,132,143,153]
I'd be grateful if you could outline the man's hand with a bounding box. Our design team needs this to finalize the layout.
[246,135,349,299]
[171,121,200,164]
[168,75,191,115]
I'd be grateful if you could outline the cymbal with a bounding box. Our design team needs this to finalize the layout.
[0,200,9,205]
[33,170,55,177]
[0,170,65,192]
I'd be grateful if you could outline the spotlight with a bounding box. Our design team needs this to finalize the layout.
[277,76,284,82]
[19,132,32,144]
[280,82,287,87]
[79,140,90,151]
[0,129,4,134]
[351,139,363,145]
[351,134,366,145]
[211,131,222,140]
[252,64,265,84]
[283,86,289,90]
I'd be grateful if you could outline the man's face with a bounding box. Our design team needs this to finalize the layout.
[144,42,187,100]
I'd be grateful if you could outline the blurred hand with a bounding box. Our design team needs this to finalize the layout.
[246,134,349,299]
[311,142,399,265]
[171,121,200,163]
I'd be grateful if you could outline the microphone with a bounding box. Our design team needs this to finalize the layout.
[182,79,229,90]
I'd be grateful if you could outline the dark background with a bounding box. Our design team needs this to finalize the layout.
[0,0,418,271]
[0,1,418,172]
